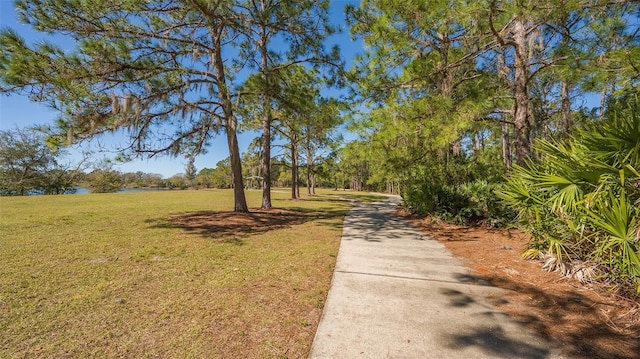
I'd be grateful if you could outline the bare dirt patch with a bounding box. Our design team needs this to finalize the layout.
[403,213,640,359]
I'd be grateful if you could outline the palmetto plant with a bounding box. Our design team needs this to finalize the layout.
[500,94,640,295]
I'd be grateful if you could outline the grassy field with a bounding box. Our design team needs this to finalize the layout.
[0,189,385,358]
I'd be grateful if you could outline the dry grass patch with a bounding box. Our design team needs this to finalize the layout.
[0,189,369,358]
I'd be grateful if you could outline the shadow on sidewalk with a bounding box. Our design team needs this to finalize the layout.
[343,201,425,242]
[445,326,552,359]
[445,271,640,359]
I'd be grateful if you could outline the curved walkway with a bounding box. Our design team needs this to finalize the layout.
[309,196,564,359]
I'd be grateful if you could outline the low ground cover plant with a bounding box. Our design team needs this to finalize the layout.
[500,96,640,296]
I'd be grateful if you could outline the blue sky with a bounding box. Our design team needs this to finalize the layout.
[0,0,362,178]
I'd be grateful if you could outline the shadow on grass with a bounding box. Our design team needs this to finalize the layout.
[466,273,640,359]
[146,205,349,242]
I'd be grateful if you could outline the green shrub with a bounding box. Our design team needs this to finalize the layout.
[403,178,515,226]
[500,94,640,295]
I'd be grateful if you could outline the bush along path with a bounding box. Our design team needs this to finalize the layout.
[500,95,640,297]
[309,196,564,359]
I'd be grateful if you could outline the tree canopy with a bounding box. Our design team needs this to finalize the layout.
[345,0,639,190]
[1,0,640,294]
[0,127,84,195]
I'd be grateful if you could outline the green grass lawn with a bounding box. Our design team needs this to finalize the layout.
[0,189,376,358]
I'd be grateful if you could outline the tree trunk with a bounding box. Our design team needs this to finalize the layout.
[305,146,314,195]
[306,163,311,195]
[438,33,462,156]
[296,169,300,199]
[599,82,609,120]
[226,120,248,211]
[261,111,272,209]
[496,48,512,170]
[512,19,532,166]
[561,80,571,134]
[259,6,272,210]
[452,140,462,157]
[560,16,572,135]
[291,139,299,199]
[212,30,248,212]
[501,120,512,170]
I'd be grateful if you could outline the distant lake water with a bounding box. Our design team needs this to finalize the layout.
[70,187,168,194]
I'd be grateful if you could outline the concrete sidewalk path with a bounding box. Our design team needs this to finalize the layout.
[309,196,564,359]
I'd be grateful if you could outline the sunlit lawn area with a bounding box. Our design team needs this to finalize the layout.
[0,188,383,358]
